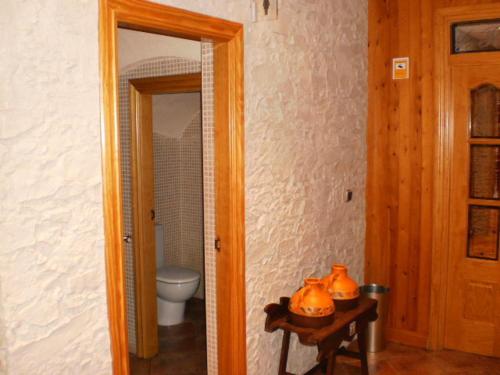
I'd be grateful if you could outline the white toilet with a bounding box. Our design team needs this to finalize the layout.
[155,224,201,326]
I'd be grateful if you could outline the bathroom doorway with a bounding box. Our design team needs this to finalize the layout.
[133,75,207,372]
[99,2,246,373]
[118,28,211,374]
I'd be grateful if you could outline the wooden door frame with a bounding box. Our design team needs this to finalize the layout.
[99,1,246,374]
[429,3,500,350]
[130,73,202,358]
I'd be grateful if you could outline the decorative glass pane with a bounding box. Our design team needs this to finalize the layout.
[470,146,500,199]
[453,20,500,54]
[468,206,499,260]
[471,84,500,138]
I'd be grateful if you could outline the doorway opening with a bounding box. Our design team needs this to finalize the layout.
[127,65,208,372]
[99,1,246,374]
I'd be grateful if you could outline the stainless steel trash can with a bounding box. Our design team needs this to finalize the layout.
[359,284,390,352]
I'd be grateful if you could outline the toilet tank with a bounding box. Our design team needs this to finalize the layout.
[155,223,164,267]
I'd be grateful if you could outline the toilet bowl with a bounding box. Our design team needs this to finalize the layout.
[156,265,200,326]
[155,223,201,326]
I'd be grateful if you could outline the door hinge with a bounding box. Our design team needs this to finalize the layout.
[215,237,221,251]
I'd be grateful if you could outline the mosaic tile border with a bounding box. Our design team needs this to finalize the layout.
[201,41,218,375]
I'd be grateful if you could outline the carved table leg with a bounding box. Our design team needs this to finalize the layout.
[358,327,369,375]
[320,360,327,373]
[278,330,291,375]
[325,351,337,375]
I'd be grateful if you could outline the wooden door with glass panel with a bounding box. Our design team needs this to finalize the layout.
[445,63,500,357]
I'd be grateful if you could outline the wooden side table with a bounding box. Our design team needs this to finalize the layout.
[264,297,378,375]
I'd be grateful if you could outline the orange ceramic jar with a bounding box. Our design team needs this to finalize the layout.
[322,264,359,311]
[289,278,335,328]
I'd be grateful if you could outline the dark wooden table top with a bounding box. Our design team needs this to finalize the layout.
[265,296,378,346]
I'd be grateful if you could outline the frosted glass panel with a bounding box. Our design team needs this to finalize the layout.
[453,20,500,54]
[471,85,500,138]
[468,206,499,260]
[470,146,500,200]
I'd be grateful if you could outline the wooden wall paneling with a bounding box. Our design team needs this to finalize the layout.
[367,0,432,347]
[366,0,491,352]
[386,0,402,333]
[366,0,430,346]
[405,0,423,334]
[392,0,412,333]
[416,0,434,338]
[366,0,392,287]
[367,0,500,350]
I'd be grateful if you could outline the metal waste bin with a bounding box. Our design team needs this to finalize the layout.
[359,284,390,352]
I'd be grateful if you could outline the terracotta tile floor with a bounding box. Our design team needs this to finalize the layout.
[129,298,207,375]
[311,343,500,375]
[130,299,500,375]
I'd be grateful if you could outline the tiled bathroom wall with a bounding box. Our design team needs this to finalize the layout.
[152,133,181,265]
[119,52,217,375]
[180,114,205,298]
[153,112,205,299]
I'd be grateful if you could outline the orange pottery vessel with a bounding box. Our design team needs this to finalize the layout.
[322,264,360,311]
[289,278,335,328]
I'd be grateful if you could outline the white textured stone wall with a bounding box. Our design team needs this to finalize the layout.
[0,1,111,374]
[155,1,368,373]
[1,1,367,374]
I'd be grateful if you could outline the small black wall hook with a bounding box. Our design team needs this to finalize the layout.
[263,0,271,15]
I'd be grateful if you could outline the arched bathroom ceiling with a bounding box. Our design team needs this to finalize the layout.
[118,28,201,69]
[153,93,201,139]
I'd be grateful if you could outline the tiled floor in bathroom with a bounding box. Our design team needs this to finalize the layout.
[129,298,207,375]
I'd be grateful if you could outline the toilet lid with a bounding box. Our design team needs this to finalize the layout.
[157,266,200,283]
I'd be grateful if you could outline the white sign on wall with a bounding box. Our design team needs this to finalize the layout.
[393,57,410,80]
